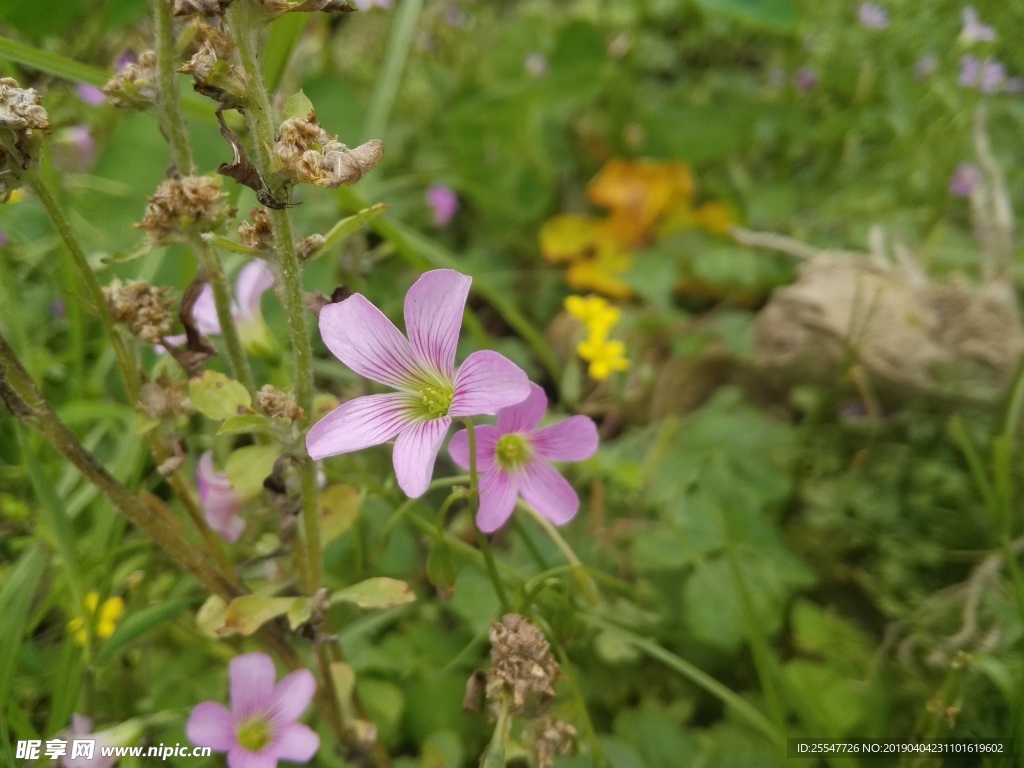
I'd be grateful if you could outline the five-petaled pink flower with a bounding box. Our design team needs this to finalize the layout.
[187,653,319,768]
[163,261,275,354]
[447,383,598,532]
[196,451,245,541]
[425,184,459,228]
[306,269,530,498]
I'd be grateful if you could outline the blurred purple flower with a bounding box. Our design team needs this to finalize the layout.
[162,261,275,353]
[196,451,245,541]
[960,6,996,45]
[949,162,982,198]
[306,270,530,498]
[443,6,466,26]
[858,2,889,29]
[914,54,938,79]
[186,653,319,768]
[960,54,980,87]
[425,184,459,228]
[448,383,598,533]
[980,58,1006,93]
[793,68,818,92]
[60,715,115,768]
[75,84,106,107]
[524,52,548,77]
[52,300,66,319]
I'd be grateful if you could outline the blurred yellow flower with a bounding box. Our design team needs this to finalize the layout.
[693,201,734,236]
[586,159,695,243]
[68,592,124,645]
[564,295,620,330]
[577,336,630,380]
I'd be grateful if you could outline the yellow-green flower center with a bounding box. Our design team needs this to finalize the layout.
[236,716,273,752]
[496,433,531,470]
[417,384,454,419]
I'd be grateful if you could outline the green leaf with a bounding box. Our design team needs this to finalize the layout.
[694,0,799,33]
[100,240,152,266]
[217,413,276,437]
[217,595,305,637]
[318,484,362,547]
[331,578,416,610]
[282,89,315,121]
[224,444,280,499]
[426,540,458,589]
[201,233,262,257]
[195,595,228,637]
[306,204,391,263]
[95,597,200,664]
[189,370,252,420]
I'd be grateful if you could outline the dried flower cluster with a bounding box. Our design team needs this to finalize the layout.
[136,176,235,242]
[486,614,559,716]
[0,77,50,200]
[257,384,304,421]
[102,52,158,109]
[178,21,248,107]
[532,718,577,768]
[138,376,194,419]
[272,113,383,188]
[238,207,274,250]
[171,0,233,16]
[103,280,175,344]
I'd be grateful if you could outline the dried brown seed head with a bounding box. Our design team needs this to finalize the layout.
[0,78,50,132]
[239,207,275,250]
[486,613,560,716]
[171,0,233,16]
[103,280,175,344]
[177,21,247,108]
[257,385,304,421]
[138,375,194,419]
[533,718,577,768]
[273,113,382,188]
[137,176,235,242]
[102,52,158,109]
[295,234,325,262]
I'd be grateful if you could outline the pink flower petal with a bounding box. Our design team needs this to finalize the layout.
[197,452,245,542]
[191,284,222,335]
[70,714,93,735]
[476,470,519,533]
[306,393,412,460]
[186,701,236,751]
[531,416,599,462]
[230,653,276,718]
[519,460,580,526]
[273,722,320,762]
[393,418,451,497]
[235,261,275,323]
[404,269,470,379]
[227,748,279,768]
[269,669,316,722]
[497,382,548,433]
[319,294,423,390]
[449,350,530,418]
[447,425,500,472]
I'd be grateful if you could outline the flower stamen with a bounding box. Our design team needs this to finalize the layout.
[495,433,531,470]
[236,716,273,752]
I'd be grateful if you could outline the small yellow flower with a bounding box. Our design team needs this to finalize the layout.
[68,592,125,645]
[577,336,630,381]
[564,295,620,331]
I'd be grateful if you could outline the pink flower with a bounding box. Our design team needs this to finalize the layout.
[425,184,459,227]
[306,269,530,498]
[961,55,1006,93]
[960,6,996,45]
[75,84,107,107]
[524,53,548,77]
[186,653,319,768]
[163,261,275,353]
[447,383,598,533]
[949,162,982,198]
[59,714,115,768]
[857,2,889,30]
[914,53,938,79]
[196,451,245,541]
[793,68,817,92]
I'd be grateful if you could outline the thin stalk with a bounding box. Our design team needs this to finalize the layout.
[194,237,258,395]
[23,168,139,398]
[463,418,510,611]
[152,0,195,174]
[227,0,321,592]
[519,500,599,604]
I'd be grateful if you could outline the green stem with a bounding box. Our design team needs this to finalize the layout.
[152,0,195,174]
[519,500,599,604]
[23,168,139,399]
[228,0,320,593]
[194,238,258,396]
[463,418,510,611]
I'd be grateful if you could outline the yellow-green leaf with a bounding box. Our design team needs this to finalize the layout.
[225,444,280,499]
[331,578,415,610]
[319,484,361,548]
[304,204,390,263]
[189,371,251,420]
[217,595,300,637]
